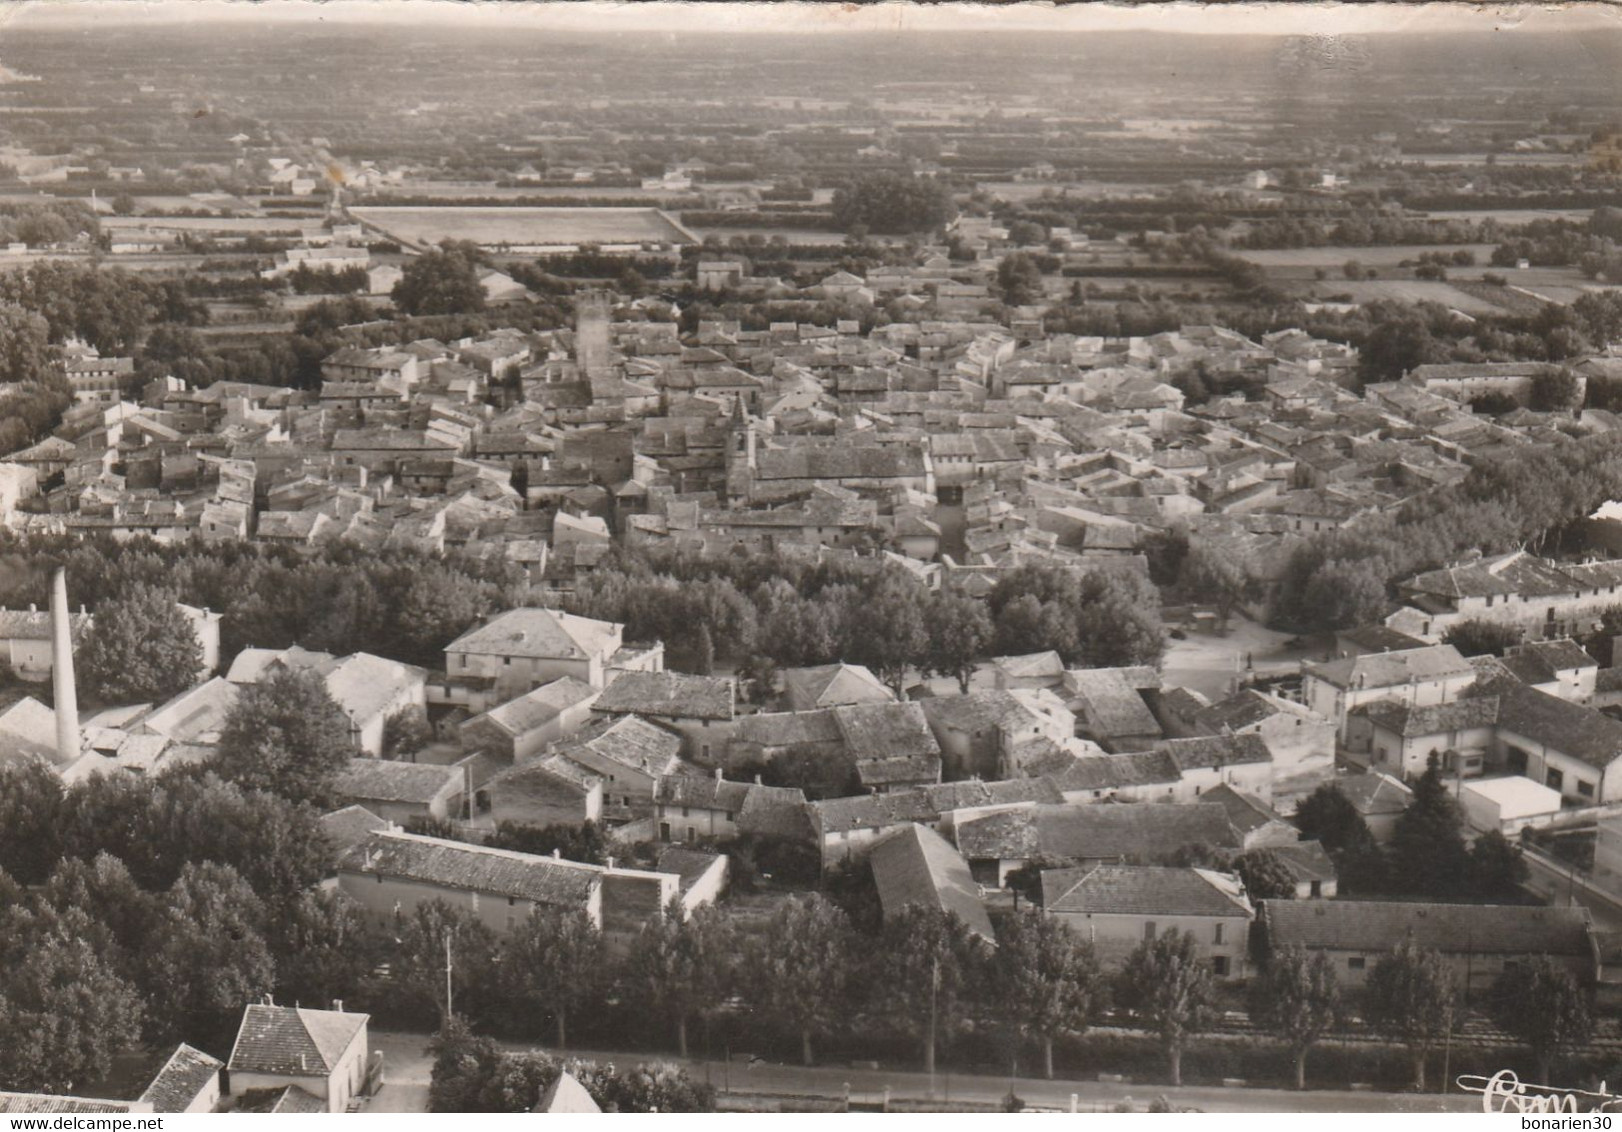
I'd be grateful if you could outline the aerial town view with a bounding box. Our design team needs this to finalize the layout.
[3,0,1622,1118]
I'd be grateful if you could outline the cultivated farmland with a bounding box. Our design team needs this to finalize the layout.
[348,205,699,248]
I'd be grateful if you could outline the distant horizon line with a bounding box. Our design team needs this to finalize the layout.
[5,0,1620,38]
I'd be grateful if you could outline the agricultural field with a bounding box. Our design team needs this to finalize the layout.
[348,205,699,248]
[1300,278,1515,315]
[103,215,323,236]
[1236,243,1500,275]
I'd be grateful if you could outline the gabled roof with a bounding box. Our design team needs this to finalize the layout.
[1272,840,1338,884]
[1476,672,1622,771]
[475,677,601,735]
[655,846,726,892]
[956,802,1240,862]
[991,651,1066,681]
[1159,733,1272,771]
[1066,667,1162,738]
[489,753,602,796]
[869,824,995,943]
[534,1072,601,1114]
[734,708,844,749]
[337,830,602,906]
[1045,865,1253,918]
[318,804,390,853]
[0,1094,146,1114]
[1046,749,1182,793]
[0,607,91,641]
[593,671,735,721]
[811,788,941,835]
[334,758,462,806]
[917,689,1068,736]
[561,714,684,777]
[445,607,619,661]
[831,701,940,761]
[1501,638,1598,685]
[227,1004,369,1078]
[1332,771,1414,816]
[1357,696,1500,738]
[1304,645,1473,691]
[1199,783,1288,838]
[0,696,61,766]
[780,663,894,712]
[1192,688,1317,734]
[138,1043,222,1113]
[1262,899,1593,957]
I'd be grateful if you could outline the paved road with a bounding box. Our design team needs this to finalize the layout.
[366,1030,1477,1113]
[1523,848,1622,932]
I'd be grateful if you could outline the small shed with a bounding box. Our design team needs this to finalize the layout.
[1460,775,1563,834]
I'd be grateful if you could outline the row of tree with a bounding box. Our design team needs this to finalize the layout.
[569,552,1165,691]
[404,889,1591,1096]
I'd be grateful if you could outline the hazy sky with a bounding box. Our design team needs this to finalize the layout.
[5,0,1619,37]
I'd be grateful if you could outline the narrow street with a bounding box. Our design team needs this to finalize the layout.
[366,1030,1479,1113]
[1522,848,1622,932]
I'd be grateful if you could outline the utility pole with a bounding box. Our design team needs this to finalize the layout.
[444,932,455,1025]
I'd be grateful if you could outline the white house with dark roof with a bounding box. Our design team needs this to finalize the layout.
[552,713,688,817]
[1158,733,1274,801]
[1498,638,1598,703]
[1270,841,1338,899]
[918,689,1076,780]
[591,670,737,763]
[332,757,466,824]
[807,777,1061,868]
[1190,688,1335,804]
[458,677,601,762]
[1042,865,1254,978]
[779,662,895,712]
[335,829,689,933]
[1387,549,1622,643]
[484,754,603,829]
[989,651,1066,692]
[1354,696,1499,779]
[438,607,663,709]
[1477,671,1622,804]
[1260,899,1597,992]
[955,802,1241,887]
[1301,643,1475,751]
[1064,666,1165,751]
[654,768,806,845]
[225,1003,370,1114]
[139,1043,222,1113]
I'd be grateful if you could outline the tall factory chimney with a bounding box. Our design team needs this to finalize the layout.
[51,568,79,763]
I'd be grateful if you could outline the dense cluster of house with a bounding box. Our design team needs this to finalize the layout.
[9,228,1622,606]
[9,578,1617,1015]
[9,235,1622,1108]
